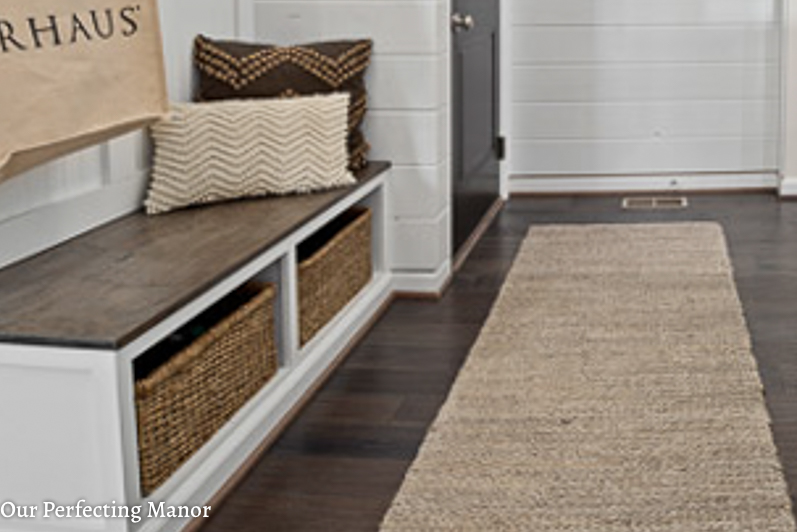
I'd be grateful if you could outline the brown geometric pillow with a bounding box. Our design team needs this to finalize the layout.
[193,35,373,171]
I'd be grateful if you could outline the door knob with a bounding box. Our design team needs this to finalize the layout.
[452,12,476,32]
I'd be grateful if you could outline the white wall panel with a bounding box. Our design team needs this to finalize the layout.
[0,150,104,223]
[107,131,151,182]
[253,2,443,54]
[513,27,777,65]
[513,64,779,103]
[390,210,450,271]
[514,102,778,140]
[509,0,781,179]
[250,0,452,278]
[512,138,778,174]
[783,0,797,196]
[366,111,445,166]
[389,164,449,218]
[514,0,776,26]
[159,0,238,101]
[368,57,442,110]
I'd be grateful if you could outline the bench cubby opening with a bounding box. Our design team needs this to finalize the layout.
[298,206,373,346]
[134,281,279,496]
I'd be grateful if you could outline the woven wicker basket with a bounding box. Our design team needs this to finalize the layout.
[299,207,372,346]
[135,282,278,496]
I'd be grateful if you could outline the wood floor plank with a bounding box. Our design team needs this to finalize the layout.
[199,193,797,532]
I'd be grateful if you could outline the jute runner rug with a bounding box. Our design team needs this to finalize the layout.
[380,224,795,531]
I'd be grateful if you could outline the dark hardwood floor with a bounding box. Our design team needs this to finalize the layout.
[200,193,797,531]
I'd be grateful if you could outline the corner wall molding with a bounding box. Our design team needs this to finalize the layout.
[780,176,797,198]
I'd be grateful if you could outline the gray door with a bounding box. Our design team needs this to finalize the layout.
[452,0,501,255]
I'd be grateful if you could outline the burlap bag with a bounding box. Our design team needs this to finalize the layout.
[0,0,168,182]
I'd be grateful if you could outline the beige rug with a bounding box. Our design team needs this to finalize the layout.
[380,223,795,531]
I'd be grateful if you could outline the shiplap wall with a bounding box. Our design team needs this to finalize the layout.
[8,1,787,274]
[783,0,797,196]
[510,0,781,178]
[0,0,453,286]
[244,0,452,280]
[0,0,237,269]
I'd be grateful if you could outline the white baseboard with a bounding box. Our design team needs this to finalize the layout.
[510,173,779,195]
[780,176,797,198]
[391,260,451,296]
[0,176,146,270]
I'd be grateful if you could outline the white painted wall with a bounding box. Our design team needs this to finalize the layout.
[0,0,452,289]
[245,0,452,280]
[509,0,782,184]
[0,0,237,269]
[782,0,797,196]
[3,0,794,273]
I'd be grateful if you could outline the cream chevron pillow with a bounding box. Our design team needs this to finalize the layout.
[144,93,356,215]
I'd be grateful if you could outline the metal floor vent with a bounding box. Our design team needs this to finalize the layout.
[622,197,689,210]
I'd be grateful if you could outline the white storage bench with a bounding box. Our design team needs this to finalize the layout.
[0,162,392,532]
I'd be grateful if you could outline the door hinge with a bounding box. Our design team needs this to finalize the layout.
[495,136,506,161]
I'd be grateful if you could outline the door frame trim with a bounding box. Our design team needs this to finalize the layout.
[499,0,512,200]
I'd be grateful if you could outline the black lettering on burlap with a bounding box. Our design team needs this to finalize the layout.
[28,14,62,48]
[119,6,139,37]
[91,9,114,39]
[0,20,27,52]
[70,13,93,43]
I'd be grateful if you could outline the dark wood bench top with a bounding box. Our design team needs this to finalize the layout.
[0,162,390,350]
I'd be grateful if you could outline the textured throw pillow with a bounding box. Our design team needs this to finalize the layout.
[144,94,356,215]
[193,35,373,171]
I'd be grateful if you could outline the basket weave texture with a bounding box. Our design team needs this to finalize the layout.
[299,207,372,345]
[135,283,278,496]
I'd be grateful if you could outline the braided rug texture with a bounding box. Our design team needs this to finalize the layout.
[380,223,795,532]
